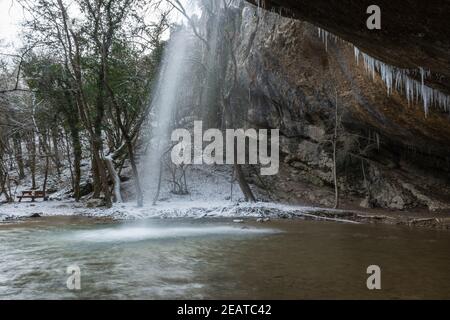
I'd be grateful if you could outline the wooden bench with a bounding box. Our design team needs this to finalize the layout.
[17,190,48,202]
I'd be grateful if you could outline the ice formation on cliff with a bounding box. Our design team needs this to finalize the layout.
[318,27,449,115]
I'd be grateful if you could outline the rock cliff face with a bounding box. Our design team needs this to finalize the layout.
[246,0,450,93]
[223,4,450,210]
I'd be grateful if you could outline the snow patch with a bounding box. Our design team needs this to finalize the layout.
[0,198,358,224]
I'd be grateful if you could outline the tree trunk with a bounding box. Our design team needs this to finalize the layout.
[92,67,112,208]
[6,172,13,203]
[61,89,82,201]
[228,115,256,203]
[92,145,112,208]
[0,161,12,203]
[58,15,111,207]
[27,132,37,190]
[96,151,112,207]
[63,129,74,190]
[126,140,143,207]
[152,159,163,205]
[332,140,339,209]
[234,164,256,202]
[105,80,144,207]
[43,155,49,201]
[333,91,339,209]
[51,124,61,175]
[13,134,25,179]
[92,155,101,198]
[69,123,82,201]
[104,155,122,203]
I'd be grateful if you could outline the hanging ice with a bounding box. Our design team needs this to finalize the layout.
[317,27,339,52]
[354,50,449,115]
[316,27,450,115]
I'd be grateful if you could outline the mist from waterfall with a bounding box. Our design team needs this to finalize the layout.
[141,0,224,203]
[142,28,190,197]
[139,0,259,206]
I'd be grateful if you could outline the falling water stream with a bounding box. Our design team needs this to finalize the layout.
[141,0,228,202]
[141,26,195,198]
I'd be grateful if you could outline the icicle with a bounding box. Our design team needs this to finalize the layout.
[405,77,411,105]
[356,50,448,115]
[256,0,263,18]
[315,24,450,114]
[317,28,328,51]
[420,67,428,116]
[354,47,360,65]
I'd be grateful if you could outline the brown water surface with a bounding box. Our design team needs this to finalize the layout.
[0,217,449,299]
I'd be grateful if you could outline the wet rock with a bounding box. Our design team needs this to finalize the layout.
[191,4,450,211]
[359,197,372,209]
[401,183,450,212]
[390,196,406,210]
[245,0,450,83]
[296,141,321,164]
[319,198,334,207]
[408,218,442,229]
[305,125,326,142]
[29,213,42,218]
[86,198,105,208]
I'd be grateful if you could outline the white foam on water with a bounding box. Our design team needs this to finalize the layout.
[68,225,279,243]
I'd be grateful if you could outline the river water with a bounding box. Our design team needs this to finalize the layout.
[0,217,449,299]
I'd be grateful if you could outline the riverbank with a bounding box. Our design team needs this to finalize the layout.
[1,199,449,231]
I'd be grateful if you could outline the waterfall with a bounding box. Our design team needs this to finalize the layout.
[141,0,226,203]
[141,26,195,200]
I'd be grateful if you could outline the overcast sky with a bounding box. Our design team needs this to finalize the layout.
[0,0,199,53]
[0,0,24,49]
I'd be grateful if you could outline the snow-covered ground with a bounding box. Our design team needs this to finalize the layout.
[0,162,355,223]
[0,197,356,223]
